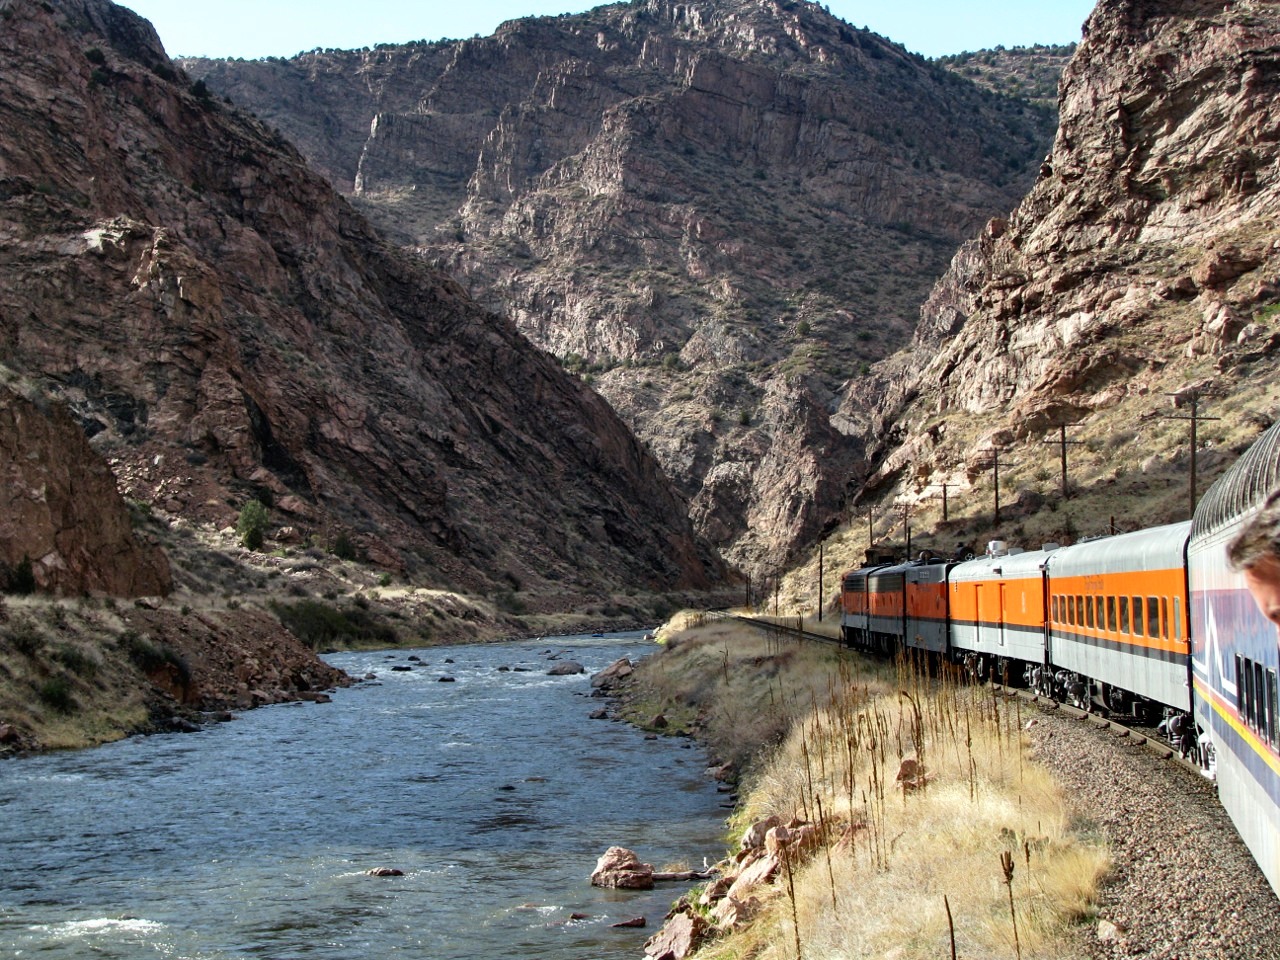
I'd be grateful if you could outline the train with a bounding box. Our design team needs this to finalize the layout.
[840,418,1280,897]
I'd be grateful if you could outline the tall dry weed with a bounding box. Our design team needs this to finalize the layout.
[699,649,1109,960]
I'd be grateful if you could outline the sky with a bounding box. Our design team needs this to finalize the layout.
[119,0,1099,61]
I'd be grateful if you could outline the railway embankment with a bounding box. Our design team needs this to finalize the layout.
[613,613,1280,960]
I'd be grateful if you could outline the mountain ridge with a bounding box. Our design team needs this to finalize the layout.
[182,0,1060,574]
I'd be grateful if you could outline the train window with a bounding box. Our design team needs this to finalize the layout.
[1076,596,1084,627]
[1160,597,1169,640]
[1249,660,1259,727]
[1131,597,1143,637]
[1051,596,1059,623]
[1107,596,1117,632]
[1256,662,1268,735]
[1147,598,1160,639]
[1119,596,1130,634]
[1173,596,1183,640]
[1086,596,1095,629]
[1067,595,1075,626]
[1237,656,1245,717]
[1269,670,1279,749]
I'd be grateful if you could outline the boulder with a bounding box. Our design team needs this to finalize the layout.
[591,846,655,890]
[895,755,929,791]
[740,814,782,851]
[547,661,585,676]
[725,851,780,902]
[590,657,634,689]
[644,912,708,960]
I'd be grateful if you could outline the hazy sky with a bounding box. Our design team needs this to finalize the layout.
[120,0,1098,61]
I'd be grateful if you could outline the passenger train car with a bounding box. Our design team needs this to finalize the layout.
[840,419,1280,896]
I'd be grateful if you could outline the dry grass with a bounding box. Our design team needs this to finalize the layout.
[622,613,868,770]
[0,597,151,750]
[637,619,1109,960]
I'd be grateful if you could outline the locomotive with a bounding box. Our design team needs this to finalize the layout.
[841,419,1280,896]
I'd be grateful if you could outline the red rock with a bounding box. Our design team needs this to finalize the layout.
[591,846,655,890]
[644,912,708,960]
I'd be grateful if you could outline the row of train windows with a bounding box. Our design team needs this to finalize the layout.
[1050,593,1183,641]
[1237,654,1280,751]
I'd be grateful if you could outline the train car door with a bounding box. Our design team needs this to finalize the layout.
[978,581,1003,650]
[999,582,1008,647]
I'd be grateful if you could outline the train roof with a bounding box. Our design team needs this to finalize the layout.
[1191,418,1280,547]
[1047,520,1190,575]
[949,545,1056,583]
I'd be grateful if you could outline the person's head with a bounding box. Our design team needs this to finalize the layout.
[1229,489,1280,631]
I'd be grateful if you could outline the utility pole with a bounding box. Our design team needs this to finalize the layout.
[897,501,912,557]
[745,572,751,611]
[1163,393,1220,517]
[929,482,952,521]
[817,542,825,621]
[1042,423,1084,499]
[987,446,1009,527]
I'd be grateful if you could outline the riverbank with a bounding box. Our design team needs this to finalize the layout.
[614,613,1117,959]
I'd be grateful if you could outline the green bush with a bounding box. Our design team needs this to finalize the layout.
[38,677,74,713]
[52,644,96,677]
[120,631,190,682]
[4,616,42,656]
[237,499,269,551]
[331,533,357,561]
[270,599,398,650]
[3,555,36,595]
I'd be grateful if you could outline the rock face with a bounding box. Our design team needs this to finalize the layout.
[844,0,1280,506]
[0,0,722,601]
[182,0,1057,573]
[0,372,170,596]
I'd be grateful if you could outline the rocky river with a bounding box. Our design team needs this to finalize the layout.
[0,632,727,959]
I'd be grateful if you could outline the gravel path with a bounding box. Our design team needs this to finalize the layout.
[1028,705,1280,960]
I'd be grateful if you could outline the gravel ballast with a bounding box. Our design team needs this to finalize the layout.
[1028,706,1280,959]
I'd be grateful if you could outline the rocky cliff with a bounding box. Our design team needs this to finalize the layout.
[0,368,170,597]
[182,0,1058,574]
[0,0,723,607]
[838,0,1280,552]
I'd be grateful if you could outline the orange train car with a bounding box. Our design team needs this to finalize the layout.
[1045,522,1192,715]
[948,543,1054,682]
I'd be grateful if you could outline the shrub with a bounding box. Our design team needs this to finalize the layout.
[38,677,75,713]
[52,644,96,678]
[3,555,36,595]
[331,532,357,561]
[5,615,42,655]
[120,631,190,682]
[270,599,397,650]
[237,499,269,551]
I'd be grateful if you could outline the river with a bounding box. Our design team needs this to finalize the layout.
[0,632,729,959]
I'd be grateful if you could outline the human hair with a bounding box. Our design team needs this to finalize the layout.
[1228,488,1280,571]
